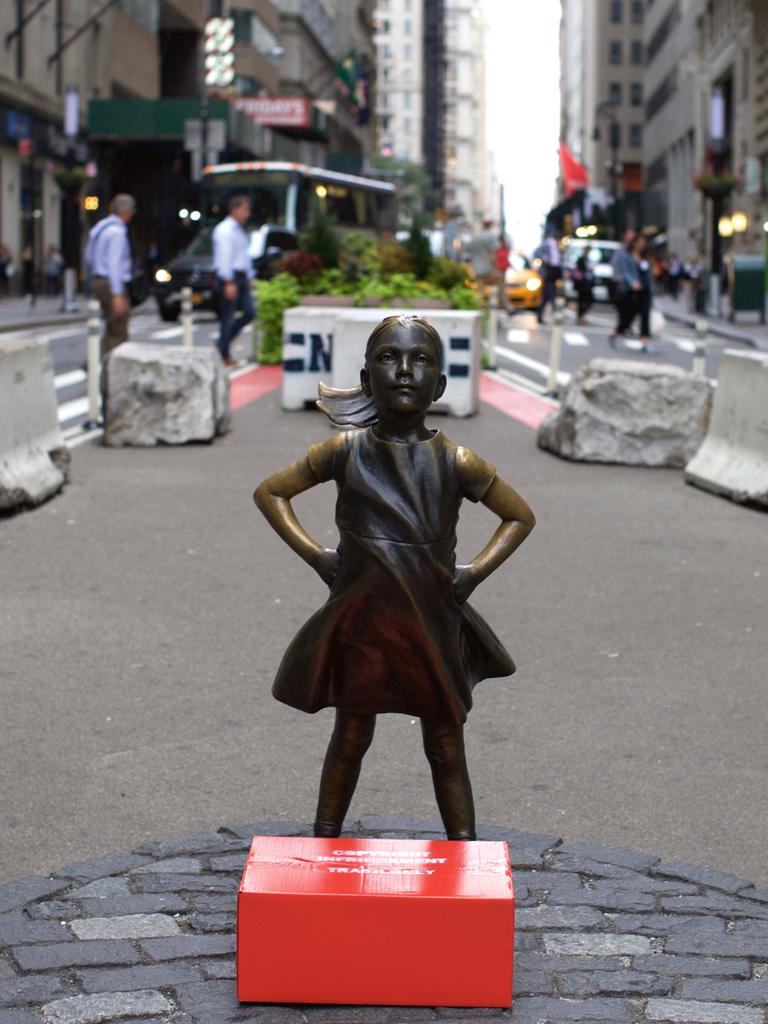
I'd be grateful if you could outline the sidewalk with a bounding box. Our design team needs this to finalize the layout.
[655,294,768,351]
[0,294,88,334]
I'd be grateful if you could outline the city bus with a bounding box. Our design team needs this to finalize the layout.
[200,160,397,234]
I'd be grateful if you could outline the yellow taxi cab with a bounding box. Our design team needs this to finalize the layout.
[505,251,542,311]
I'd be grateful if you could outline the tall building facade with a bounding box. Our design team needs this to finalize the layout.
[373,0,425,164]
[558,0,646,232]
[443,0,489,227]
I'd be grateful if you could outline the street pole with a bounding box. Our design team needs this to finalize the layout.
[181,287,194,347]
[693,317,708,376]
[546,294,565,397]
[84,298,101,429]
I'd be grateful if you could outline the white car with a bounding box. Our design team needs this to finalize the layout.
[562,240,621,303]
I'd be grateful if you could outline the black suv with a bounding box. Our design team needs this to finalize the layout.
[152,224,299,321]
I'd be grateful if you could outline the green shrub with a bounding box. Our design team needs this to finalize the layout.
[447,284,481,309]
[339,231,380,281]
[300,211,340,267]
[428,256,470,291]
[378,240,413,276]
[256,273,301,364]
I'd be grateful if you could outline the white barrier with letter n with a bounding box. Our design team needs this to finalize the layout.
[684,349,768,509]
[281,307,482,417]
[0,337,68,511]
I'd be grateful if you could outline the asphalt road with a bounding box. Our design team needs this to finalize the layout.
[1,376,766,888]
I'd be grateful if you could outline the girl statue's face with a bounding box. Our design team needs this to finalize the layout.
[361,327,446,417]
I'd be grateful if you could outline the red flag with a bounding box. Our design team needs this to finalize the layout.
[559,141,589,197]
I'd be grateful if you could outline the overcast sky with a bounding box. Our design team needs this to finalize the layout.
[484,0,561,253]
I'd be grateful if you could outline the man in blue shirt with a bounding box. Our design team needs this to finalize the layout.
[610,229,641,346]
[212,195,254,367]
[86,194,136,357]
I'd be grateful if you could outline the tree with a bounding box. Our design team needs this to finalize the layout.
[368,155,438,229]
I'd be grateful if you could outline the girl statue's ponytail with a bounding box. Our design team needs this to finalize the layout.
[316,382,378,427]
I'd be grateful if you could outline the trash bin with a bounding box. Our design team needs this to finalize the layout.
[729,254,766,323]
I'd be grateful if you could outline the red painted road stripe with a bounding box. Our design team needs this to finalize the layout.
[479,373,557,429]
[230,365,282,411]
[231,364,556,432]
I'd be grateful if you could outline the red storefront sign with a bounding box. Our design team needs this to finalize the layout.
[233,97,311,128]
[237,835,515,1006]
[17,138,33,157]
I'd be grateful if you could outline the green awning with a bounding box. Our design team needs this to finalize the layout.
[88,99,230,140]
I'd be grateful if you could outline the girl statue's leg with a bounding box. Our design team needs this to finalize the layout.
[421,719,476,841]
[314,711,377,838]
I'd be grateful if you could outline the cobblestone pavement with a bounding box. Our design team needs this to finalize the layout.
[2,820,767,1024]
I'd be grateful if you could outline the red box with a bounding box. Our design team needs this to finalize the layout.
[237,835,514,1007]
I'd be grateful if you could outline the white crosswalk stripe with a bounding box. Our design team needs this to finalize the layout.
[54,369,87,390]
[506,328,530,344]
[57,396,90,424]
[564,331,589,346]
[151,326,183,340]
[495,345,571,387]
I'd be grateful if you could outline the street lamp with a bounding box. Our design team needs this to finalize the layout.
[593,100,622,240]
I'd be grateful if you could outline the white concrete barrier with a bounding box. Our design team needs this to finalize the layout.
[282,306,482,417]
[0,337,68,511]
[684,349,768,509]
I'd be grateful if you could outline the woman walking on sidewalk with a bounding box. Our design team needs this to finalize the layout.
[610,229,641,347]
[631,235,653,352]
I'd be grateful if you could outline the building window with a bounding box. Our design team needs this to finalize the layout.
[404,90,411,109]
[630,123,642,148]
[610,0,623,22]
[231,9,279,55]
[233,75,260,96]
[404,117,411,134]
[380,115,390,131]
[609,40,623,64]
[631,0,643,22]
[404,43,411,60]
[404,18,411,35]
[630,81,643,105]
[631,40,643,64]
[609,82,623,105]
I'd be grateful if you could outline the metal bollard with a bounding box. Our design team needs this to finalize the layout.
[180,287,194,347]
[250,278,260,361]
[693,317,708,377]
[84,299,101,429]
[487,285,499,370]
[546,295,566,397]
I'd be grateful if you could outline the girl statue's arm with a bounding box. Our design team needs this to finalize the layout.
[453,474,535,604]
[254,456,339,586]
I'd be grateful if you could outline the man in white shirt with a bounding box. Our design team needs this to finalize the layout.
[86,194,136,356]
[212,195,254,367]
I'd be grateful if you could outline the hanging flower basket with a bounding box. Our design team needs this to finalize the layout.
[693,172,740,200]
[54,167,87,194]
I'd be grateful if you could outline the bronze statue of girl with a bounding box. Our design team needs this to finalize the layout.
[255,314,535,841]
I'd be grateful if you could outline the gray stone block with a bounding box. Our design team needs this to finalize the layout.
[133,832,245,858]
[0,911,72,945]
[613,913,698,935]
[0,975,70,1009]
[130,873,235,894]
[77,962,204,993]
[546,884,656,912]
[53,854,152,882]
[542,932,652,956]
[645,998,763,1023]
[665,919,768,957]
[129,857,202,875]
[679,979,768,1004]
[208,854,248,872]
[549,855,638,879]
[0,1011,40,1024]
[0,876,70,914]
[0,961,16,980]
[737,886,768,904]
[187,893,236,915]
[221,820,307,839]
[77,894,187,918]
[69,879,131,899]
[652,862,751,895]
[69,913,181,940]
[474,824,561,851]
[660,894,768,918]
[633,954,751,977]
[512,969,551,995]
[358,815,443,832]
[187,913,236,933]
[28,900,83,921]
[41,990,171,1023]
[200,958,236,980]
[557,970,673,997]
[515,905,605,930]
[555,841,659,870]
[506,996,632,1021]
[139,933,236,960]
[12,940,141,970]
[507,849,545,869]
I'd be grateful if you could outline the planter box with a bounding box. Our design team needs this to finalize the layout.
[300,295,356,307]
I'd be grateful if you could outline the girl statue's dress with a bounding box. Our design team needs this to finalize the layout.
[272,425,516,727]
